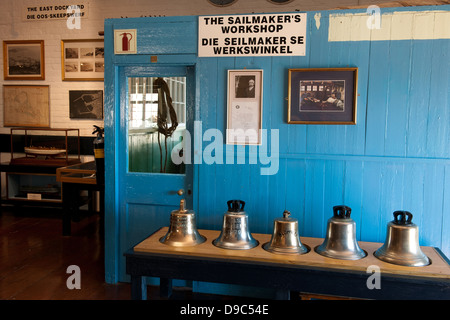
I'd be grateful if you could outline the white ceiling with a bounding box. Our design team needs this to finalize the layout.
[333,0,450,9]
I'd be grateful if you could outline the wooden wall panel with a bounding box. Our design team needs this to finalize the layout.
[443,165,450,257]
[343,160,365,237]
[407,41,433,158]
[384,41,411,157]
[365,41,390,156]
[427,39,450,159]
[284,158,306,232]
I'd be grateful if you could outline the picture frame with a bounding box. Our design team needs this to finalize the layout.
[226,69,263,145]
[69,90,103,119]
[288,68,358,124]
[61,39,104,81]
[3,40,45,80]
[3,85,50,127]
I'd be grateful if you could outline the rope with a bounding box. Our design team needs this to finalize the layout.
[155,77,178,173]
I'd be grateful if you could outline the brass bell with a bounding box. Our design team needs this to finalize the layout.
[374,211,430,267]
[315,205,367,260]
[213,200,259,250]
[159,199,206,246]
[263,210,309,255]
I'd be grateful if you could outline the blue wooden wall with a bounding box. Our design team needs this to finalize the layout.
[104,6,450,292]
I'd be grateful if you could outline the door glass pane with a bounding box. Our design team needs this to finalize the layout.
[128,76,186,174]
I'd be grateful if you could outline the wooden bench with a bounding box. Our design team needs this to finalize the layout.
[125,227,450,300]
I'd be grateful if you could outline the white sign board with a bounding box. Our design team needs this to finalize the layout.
[23,3,88,21]
[114,29,137,54]
[198,13,307,57]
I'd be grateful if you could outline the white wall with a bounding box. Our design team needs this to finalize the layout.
[1,0,106,137]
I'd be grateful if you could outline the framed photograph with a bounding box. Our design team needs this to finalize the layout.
[226,69,263,145]
[3,85,50,127]
[69,90,103,119]
[3,40,45,80]
[288,68,358,124]
[61,39,104,81]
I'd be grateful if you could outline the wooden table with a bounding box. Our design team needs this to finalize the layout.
[56,161,104,236]
[125,227,450,300]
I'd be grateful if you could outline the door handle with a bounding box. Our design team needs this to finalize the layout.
[177,189,184,196]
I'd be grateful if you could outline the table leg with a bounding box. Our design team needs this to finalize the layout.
[62,183,76,236]
[0,172,3,215]
[99,188,105,235]
[131,275,147,300]
[160,278,173,298]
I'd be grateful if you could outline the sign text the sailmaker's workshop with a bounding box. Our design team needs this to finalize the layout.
[198,13,307,57]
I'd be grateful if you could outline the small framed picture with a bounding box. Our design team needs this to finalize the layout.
[69,90,103,119]
[288,68,358,124]
[3,40,45,80]
[226,69,263,145]
[61,39,104,81]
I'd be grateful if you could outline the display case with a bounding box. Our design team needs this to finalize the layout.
[6,172,62,202]
[56,161,97,184]
[9,127,81,166]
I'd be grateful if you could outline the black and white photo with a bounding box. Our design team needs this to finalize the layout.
[69,90,103,119]
[61,39,104,81]
[3,40,45,80]
[288,68,357,124]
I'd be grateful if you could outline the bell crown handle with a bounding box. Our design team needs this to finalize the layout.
[393,211,413,225]
[283,210,291,219]
[177,199,188,213]
[333,205,351,219]
[227,200,245,212]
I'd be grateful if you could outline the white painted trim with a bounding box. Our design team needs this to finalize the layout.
[328,10,450,41]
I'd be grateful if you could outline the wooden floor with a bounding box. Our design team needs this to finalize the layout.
[0,206,131,300]
[0,206,243,301]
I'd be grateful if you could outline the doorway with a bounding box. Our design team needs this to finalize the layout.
[116,65,195,281]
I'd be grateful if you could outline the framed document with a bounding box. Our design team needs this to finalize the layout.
[288,68,358,124]
[226,69,263,145]
[3,85,50,127]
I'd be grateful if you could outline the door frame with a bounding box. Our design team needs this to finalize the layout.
[104,60,199,283]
